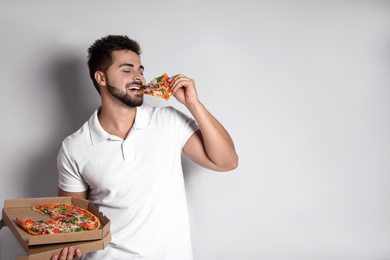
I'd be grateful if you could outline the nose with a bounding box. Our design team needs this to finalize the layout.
[132,70,145,83]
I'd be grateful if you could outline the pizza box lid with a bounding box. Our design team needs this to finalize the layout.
[1,196,111,253]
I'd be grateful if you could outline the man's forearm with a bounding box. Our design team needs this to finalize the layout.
[186,101,238,170]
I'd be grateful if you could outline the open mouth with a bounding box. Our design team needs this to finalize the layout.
[126,81,143,92]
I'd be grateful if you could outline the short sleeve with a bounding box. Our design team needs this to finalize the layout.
[57,143,89,192]
[171,108,199,149]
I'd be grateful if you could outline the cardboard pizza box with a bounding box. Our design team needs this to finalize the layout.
[1,196,111,254]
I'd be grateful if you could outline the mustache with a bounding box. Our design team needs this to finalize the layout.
[126,81,143,87]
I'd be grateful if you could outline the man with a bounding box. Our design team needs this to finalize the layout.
[52,35,238,260]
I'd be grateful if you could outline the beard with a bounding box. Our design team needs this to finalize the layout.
[106,79,143,108]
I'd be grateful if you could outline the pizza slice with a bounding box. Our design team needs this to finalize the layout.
[139,73,172,101]
[16,218,61,235]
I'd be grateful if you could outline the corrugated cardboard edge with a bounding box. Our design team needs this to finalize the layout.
[15,231,111,260]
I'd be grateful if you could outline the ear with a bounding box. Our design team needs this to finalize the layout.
[95,71,106,87]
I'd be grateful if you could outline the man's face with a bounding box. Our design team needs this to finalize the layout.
[104,50,146,107]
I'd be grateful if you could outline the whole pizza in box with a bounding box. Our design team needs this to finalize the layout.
[17,203,100,235]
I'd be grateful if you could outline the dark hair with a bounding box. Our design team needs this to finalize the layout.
[87,35,142,94]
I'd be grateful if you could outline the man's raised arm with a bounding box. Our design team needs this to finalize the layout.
[169,74,239,171]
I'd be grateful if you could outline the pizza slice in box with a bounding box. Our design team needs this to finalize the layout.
[139,73,172,101]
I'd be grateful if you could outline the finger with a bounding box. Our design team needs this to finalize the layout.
[171,79,193,93]
[59,248,68,260]
[169,74,187,87]
[51,255,58,260]
[170,76,188,88]
[67,247,74,260]
[75,248,82,259]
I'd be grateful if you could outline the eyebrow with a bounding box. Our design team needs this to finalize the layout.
[119,63,145,70]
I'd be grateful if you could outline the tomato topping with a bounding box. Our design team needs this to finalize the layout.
[25,219,34,226]
[53,228,61,234]
[80,223,90,229]
[46,221,55,226]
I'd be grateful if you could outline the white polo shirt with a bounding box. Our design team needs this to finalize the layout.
[57,105,199,260]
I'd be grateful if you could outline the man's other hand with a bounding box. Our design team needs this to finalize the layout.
[51,247,82,260]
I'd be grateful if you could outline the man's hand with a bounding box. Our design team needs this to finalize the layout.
[168,74,199,107]
[51,247,82,260]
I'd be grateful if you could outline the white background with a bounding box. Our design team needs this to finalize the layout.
[1,1,390,259]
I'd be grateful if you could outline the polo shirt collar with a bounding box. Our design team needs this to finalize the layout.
[88,106,150,145]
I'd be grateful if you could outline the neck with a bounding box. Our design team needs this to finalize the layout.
[98,102,137,140]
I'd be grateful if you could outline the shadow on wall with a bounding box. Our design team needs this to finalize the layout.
[24,51,99,198]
